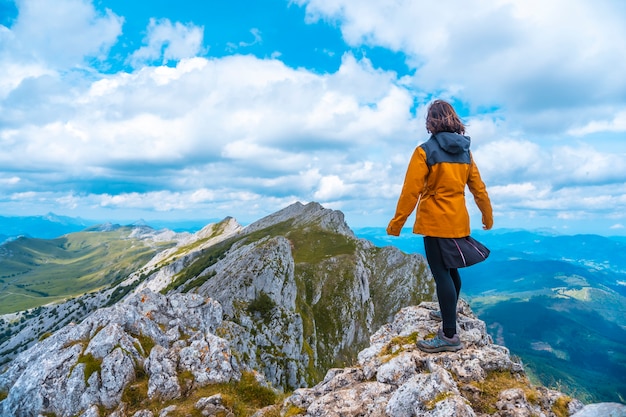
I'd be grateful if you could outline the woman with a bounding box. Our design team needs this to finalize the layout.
[386,99,493,353]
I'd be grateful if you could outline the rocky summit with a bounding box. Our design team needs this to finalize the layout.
[0,202,624,417]
[264,301,625,417]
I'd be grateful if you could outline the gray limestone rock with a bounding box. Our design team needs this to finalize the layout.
[274,301,583,417]
[145,345,181,400]
[0,289,239,417]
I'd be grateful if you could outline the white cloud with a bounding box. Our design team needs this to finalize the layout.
[313,175,353,200]
[226,28,263,51]
[0,176,20,185]
[0,0,625,234]
[0,46,415,203]
[551,145,626,186]
[567,110,626,136]
[128,18,204,67]
[0,0,121,98]
[296,0,626,134]
[474,139,544,184]
[7,0,122,68]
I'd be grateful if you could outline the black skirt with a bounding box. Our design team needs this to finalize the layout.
[437,236,490,268]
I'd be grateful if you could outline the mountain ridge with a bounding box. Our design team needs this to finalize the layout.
[0,202,434,415]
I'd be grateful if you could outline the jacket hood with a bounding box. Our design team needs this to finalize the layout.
[433,132,471,154]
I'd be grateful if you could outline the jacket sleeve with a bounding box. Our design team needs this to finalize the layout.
[387,147,429,236]
[467,153,493,230]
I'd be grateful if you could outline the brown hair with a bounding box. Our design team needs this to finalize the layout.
[425,99,465,134]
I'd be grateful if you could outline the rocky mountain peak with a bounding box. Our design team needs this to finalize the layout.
[195,216,242,240]
[244,201,355,237]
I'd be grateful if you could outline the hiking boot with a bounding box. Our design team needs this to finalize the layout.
[429,310,442,321]
[417,329,463,353]
[429,310,458,322]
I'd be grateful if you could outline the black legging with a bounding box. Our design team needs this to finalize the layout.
[424,236,461,338]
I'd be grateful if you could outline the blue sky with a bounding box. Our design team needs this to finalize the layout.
[1,0,626,235]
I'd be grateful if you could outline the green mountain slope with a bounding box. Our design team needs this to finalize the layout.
[0,226,176,314]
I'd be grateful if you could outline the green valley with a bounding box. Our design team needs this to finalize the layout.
[0,226,176,314]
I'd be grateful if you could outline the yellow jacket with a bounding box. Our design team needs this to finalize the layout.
[387,132,493,238]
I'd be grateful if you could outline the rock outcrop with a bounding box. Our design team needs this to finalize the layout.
[0,223,199,368]
[2,289,623,417]
[260,300,593,417]
[0,289,238,416]
[132,201,433,389]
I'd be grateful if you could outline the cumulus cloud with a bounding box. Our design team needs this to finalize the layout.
[0,33,416,221]
[128,18,204,67]
[567,110,626,136]
[0,0,121,99]
[0,0,625,234]
[4,0,122,68]
[296,0,626,134]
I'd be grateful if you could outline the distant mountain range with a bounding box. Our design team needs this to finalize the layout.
[0,213,217,242]
[0,213,91,241]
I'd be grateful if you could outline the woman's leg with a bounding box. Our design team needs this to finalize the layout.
[450,268,461,300]
[424,237,458,338]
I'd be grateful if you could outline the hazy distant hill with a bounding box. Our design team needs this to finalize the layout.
[0,213,91,241]
[0,213,217,242]
[354,227,626,403]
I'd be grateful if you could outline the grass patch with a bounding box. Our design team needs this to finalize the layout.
[247,291,276,323]
[284,404,307,416]
[466,370,539,414]
[76,353,102,385]
[161,239,234,294]
[178,369,195,396]
[235,371,278,407]
[106,278,142,307]
[131,333,156,357]
[183,270,217,292]
[424,391,455,410]
[38,331,53,341]
[379,332,419,358]
[552,396,572,417]
[288,227,356,264]
[121,367,150,410]
[122,370,281,417]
